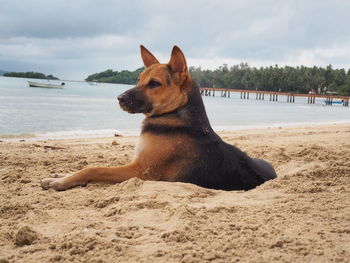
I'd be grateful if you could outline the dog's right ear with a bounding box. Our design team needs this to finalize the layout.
[140,45,159,68]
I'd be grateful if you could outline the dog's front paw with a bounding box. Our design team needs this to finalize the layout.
[41,174,70,191]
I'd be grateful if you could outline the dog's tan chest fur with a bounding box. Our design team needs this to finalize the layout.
[134,133,193,181]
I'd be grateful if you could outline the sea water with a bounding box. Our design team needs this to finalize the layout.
[0,76,349,140]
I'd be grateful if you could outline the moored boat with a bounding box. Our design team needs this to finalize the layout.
[28,81,65,89]
[323,100,343,105]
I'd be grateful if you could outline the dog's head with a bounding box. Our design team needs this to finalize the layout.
[118,46,190,116]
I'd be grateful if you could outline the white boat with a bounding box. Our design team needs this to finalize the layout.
[28,81,65,89]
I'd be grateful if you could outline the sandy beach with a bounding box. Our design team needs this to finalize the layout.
[0,124,349,262]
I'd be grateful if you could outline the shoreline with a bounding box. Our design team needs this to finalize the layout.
[1,120,350,142]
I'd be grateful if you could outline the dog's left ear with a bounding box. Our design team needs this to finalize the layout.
[168,46,188,74]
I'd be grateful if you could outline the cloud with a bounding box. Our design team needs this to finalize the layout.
[0,35,140,78]
[0,0,350,79]
[285,43,350,68]
[0,0,148,38]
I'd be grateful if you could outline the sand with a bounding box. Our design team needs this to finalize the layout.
[0,124,349,263]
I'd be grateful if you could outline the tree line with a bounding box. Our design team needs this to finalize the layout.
[85,64,350,96]
[190,64,350,96]
[85,68,144,84]
[3,72,59,80]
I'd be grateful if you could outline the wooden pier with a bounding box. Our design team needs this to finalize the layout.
[200,87,350,106]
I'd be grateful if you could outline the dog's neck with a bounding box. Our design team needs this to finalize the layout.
[142,78,214,134]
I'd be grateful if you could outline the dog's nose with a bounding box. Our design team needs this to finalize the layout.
[117,94,127,103]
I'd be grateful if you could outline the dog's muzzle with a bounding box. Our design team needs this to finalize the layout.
[117,89,152,114]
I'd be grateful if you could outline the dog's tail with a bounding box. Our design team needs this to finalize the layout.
[252,158,277,181]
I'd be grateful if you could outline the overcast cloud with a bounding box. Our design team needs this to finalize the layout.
[0,0,349,79]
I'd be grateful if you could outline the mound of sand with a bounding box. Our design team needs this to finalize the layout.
[0,124,349,262]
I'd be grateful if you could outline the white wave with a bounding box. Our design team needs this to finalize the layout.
[35,129,140,140]
[1,129,140,141]
[213,120,350,132]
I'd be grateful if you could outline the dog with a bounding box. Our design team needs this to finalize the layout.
[41,45,277,191]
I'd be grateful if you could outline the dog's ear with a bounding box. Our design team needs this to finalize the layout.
[140,45,159,68]
[168,46,188,73]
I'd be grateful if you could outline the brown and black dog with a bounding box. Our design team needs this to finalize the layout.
[41,46,276,191]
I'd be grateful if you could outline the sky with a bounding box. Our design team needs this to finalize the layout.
[1,0,350,80]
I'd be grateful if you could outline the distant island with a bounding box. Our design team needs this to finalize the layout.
[86,64,350,96]
[85,67,144,84]
[3,71,59,80]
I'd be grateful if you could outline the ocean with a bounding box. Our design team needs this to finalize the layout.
[0,76,349,140]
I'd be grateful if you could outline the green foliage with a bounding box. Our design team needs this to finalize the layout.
[3,71,59,80]
[85,67,144,84]
[86,64,350,96]
[189,64,350,96]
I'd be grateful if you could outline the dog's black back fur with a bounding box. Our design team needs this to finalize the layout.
[142,80,277,190]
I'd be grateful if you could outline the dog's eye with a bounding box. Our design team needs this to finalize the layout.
[148,80,161,88]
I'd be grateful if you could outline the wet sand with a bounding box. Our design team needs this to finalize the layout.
[0,124,349,262]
